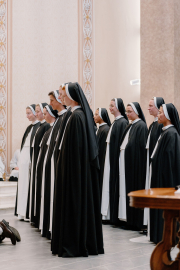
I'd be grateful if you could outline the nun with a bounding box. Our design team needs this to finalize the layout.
[39,90,67,238]
[34,105,58,228]
[17,104,40,220]
[49,84,72,234]
[144,97,165,229]
[51,82,104,257]
[101,98,128,224]
[118,102,148,230]
[28,103,50,223]
[150,103,180,244]
[94,108,111,201]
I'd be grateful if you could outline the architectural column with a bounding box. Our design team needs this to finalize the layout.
[78,0,94,109]
[0,0,7,176]
[140,0,180,125]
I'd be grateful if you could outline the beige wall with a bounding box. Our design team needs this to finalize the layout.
[141,0,180,126]
[11,0,78,155]
[94,0,140,120]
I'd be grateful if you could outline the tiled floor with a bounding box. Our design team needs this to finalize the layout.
[0,212,177,270]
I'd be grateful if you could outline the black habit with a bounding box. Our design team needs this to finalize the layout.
[148,121,164,158]
[148,97,165,158]
[107,99,128,224]
[123,120,148,229]
[15,108,40,217]
[52,82,104,257]
[96,108,111,201]
[29,120,50,222]
[97,124,109,201]
[116,102,148,229]
[150,103,180,244]
[34,126,53,228]
[41,110,67,238]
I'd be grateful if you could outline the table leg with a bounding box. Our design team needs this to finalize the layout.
[150,210,180,270]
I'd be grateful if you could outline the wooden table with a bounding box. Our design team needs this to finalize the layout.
[128,188,180,270]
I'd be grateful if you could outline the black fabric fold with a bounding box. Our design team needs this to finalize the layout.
[68,82,99,168]
[166,103,180,135]
[98,108,111,126]
[155,97,165,109]
[131,102,146,123]
[116,98,128,121]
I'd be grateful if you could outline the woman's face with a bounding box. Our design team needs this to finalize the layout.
[61,90,72,106]
[35,105,44,121]
[43,108,52,123]
[109,101,119,115]
[125,105,137,121]
[148,100,159,117]
[49,95,59,110]
[158,106,167,124]
[26,108,36,122]
[58,87,65,105]
[94,109,102,124]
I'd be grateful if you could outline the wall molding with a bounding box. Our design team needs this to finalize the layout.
[79,0,94,110]
[0,0,7,176]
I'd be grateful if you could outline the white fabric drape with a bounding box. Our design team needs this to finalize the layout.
[17,127,33,218]
[101,115,124,220]
[118,126,132,220]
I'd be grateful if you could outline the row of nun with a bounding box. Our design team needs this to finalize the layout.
[15,85,180,257]
[16,83,104,257]
[94,97,180,244]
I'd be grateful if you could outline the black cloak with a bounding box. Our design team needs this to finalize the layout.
[34,105,58,228]
[116,102,148,229]
[28,103,51,222]
[148,97,165,157]
[15,104,40,216]
[96,108,111,201]
[51,82,104,257]
[53,108,72,173]
[34,128,53,228]
[150,103,180,243]
[41,108,67,238]
[108,99,129,224]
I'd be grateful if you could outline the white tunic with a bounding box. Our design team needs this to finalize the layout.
[101,115,124,220]
[143,117,158,225]
[118,118,140,220]
[17,126,34,217]
[0,156,5,179]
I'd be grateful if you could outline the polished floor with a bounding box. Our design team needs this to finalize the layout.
[0,212,176,270]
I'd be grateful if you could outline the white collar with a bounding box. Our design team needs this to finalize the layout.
[32,120,39,125]
[162,124,174,131]
[99,123,107,127]
[132,118,141,125]
[41,119,46,124]
[115,115,123,121]
[71,105,81,112]
[154,117,158,122]
[50,122,54,126]
[58,109,67,116]
[66,106,71,110]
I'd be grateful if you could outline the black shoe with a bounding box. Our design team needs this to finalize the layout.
[0,222,16,245]
[2,220,21,242]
